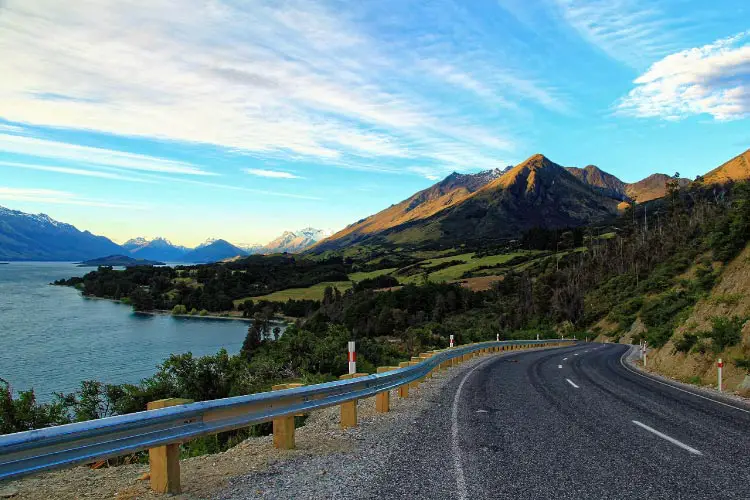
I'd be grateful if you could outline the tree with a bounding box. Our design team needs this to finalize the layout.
[129,287,154,312]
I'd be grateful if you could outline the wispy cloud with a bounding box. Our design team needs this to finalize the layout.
[0,160,157,183]
[244,168,303,179]
[551,0,689,67]
[617,32,750,121]
[0,187,147,209]
[0,134,213,176]
[0,0,532,178]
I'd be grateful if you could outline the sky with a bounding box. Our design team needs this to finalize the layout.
[0,0,748,247]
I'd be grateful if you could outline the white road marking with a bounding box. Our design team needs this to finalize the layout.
[566,378,580,388]
[563,357,568,361]
[619,349,750,415]
[632,420,703,455]
[558,365,563,369]
[451,356,497,499]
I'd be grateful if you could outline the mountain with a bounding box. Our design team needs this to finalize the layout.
[566,165,628,201]
[312,168,508,250]
[313,155,618,251]
[703,148,750,184]
[182,239,247,263]
[566,165,689,203]
[123,236,189,261]
[260,227,332,254]
[0,206,123,261]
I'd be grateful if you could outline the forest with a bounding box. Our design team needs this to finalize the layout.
[4,178,750,455]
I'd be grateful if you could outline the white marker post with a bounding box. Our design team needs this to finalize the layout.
[449,334,454,348]
[717,358,723,392]
[347,341,356,375]
[537,333,540,341]
[643,341,648,368]
[496,333,500,342]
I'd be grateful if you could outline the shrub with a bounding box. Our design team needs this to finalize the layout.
[172,304,187,315]
[673,332,699,353]
[190,308,198,315]
[734,357,750,372]
[199,309,209,316]
[706,316,745,353]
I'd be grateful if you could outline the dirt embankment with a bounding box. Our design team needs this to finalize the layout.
[650,244,750,393]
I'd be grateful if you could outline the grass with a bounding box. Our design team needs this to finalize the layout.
[348,268,397,282]
[421,252,475,267]
[234,281,352,304]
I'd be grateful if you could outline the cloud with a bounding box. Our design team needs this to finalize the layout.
[244,168,302,179]
[407,166,442,181]
[0,187,147,209]
[0,160,157,182]
[0,134,213,176]
[551,0,687,67]
[617,32,750,121]
[0,0,523,178]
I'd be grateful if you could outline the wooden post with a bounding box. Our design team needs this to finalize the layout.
[398,361,410,398]
[271,383,304,449]
[147,398,193,494]
[339,373,367,428]
[376,367,397,412]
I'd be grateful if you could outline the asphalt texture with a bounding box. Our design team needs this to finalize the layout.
[369,343,750,500]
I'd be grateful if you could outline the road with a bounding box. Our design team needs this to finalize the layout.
[369,343,750,499]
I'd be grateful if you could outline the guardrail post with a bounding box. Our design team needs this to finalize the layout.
[409,358,422,389]
[339,373,367,428]
[419,353,432,378]
[398,361,410,398]
[147,398,193,494]
[271,383,303,449]
[376,366,398,412]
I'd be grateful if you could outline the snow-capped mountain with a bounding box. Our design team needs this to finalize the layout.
[0,206,122,261]
[123,236,189,262]
[259,227,333,254]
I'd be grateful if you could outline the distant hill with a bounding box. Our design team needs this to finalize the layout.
[78,254,165,267]
[0,206,123,261]
[624,174,689,203]
[122,236,189,261]
[703,149,750,184]
[313,155,618,251]
[567,165,689,203]
[183,239,247,263]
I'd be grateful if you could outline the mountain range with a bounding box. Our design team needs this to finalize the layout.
[0,212,331,262]
[310,149,750,252]
[2,149,747,261]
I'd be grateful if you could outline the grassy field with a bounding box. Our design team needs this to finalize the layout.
[421,252,475,267]
[348,268,397,282]
[234,281,352,304]
[426,253,524,282]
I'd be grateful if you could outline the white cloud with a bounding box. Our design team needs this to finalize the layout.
[0,0,520,178]
[617,32,750,121]
[0,160,157,182]
[0,187,147,209]
[551,0,687,67]
[0,134,213,176]
[407,166,442,181]
[244,168,302,179]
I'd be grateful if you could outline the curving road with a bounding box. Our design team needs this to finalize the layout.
[369,343,750,499]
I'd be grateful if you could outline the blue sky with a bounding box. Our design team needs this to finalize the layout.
[0,0,748,247]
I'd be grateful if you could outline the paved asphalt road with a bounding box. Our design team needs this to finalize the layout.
[369,343,750,500]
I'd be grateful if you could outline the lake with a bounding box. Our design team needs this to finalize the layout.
[0,262,254,400]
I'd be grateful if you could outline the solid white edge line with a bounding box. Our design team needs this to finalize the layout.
[632,420,703,455]
[619,348,750,415]
[566,378,579,389]
[451,355,499,500]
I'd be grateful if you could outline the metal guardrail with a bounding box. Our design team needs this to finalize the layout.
[0,339,573,481]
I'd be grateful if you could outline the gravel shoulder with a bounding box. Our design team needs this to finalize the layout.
[1,349,512,500]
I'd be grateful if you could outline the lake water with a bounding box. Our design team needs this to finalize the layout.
[0,262,252,400]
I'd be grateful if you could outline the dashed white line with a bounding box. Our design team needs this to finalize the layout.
[558,364,563,369]
[563,357,568,361]
[632,420,703,455]
[574,353,579,356]
[566,378,580,389]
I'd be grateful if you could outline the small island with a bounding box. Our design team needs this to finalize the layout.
[77,254,166,267]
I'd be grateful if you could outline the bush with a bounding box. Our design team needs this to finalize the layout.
[172,304,187,315]
[190,308,198,315]
[199,309,209,316]
[706,316,745,353]
[673,332,699,353]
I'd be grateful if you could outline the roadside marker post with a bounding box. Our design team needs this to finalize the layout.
[643,341,648,368]
[450,334,454,348]
[348,341,356,375]
[718,358,723,392]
